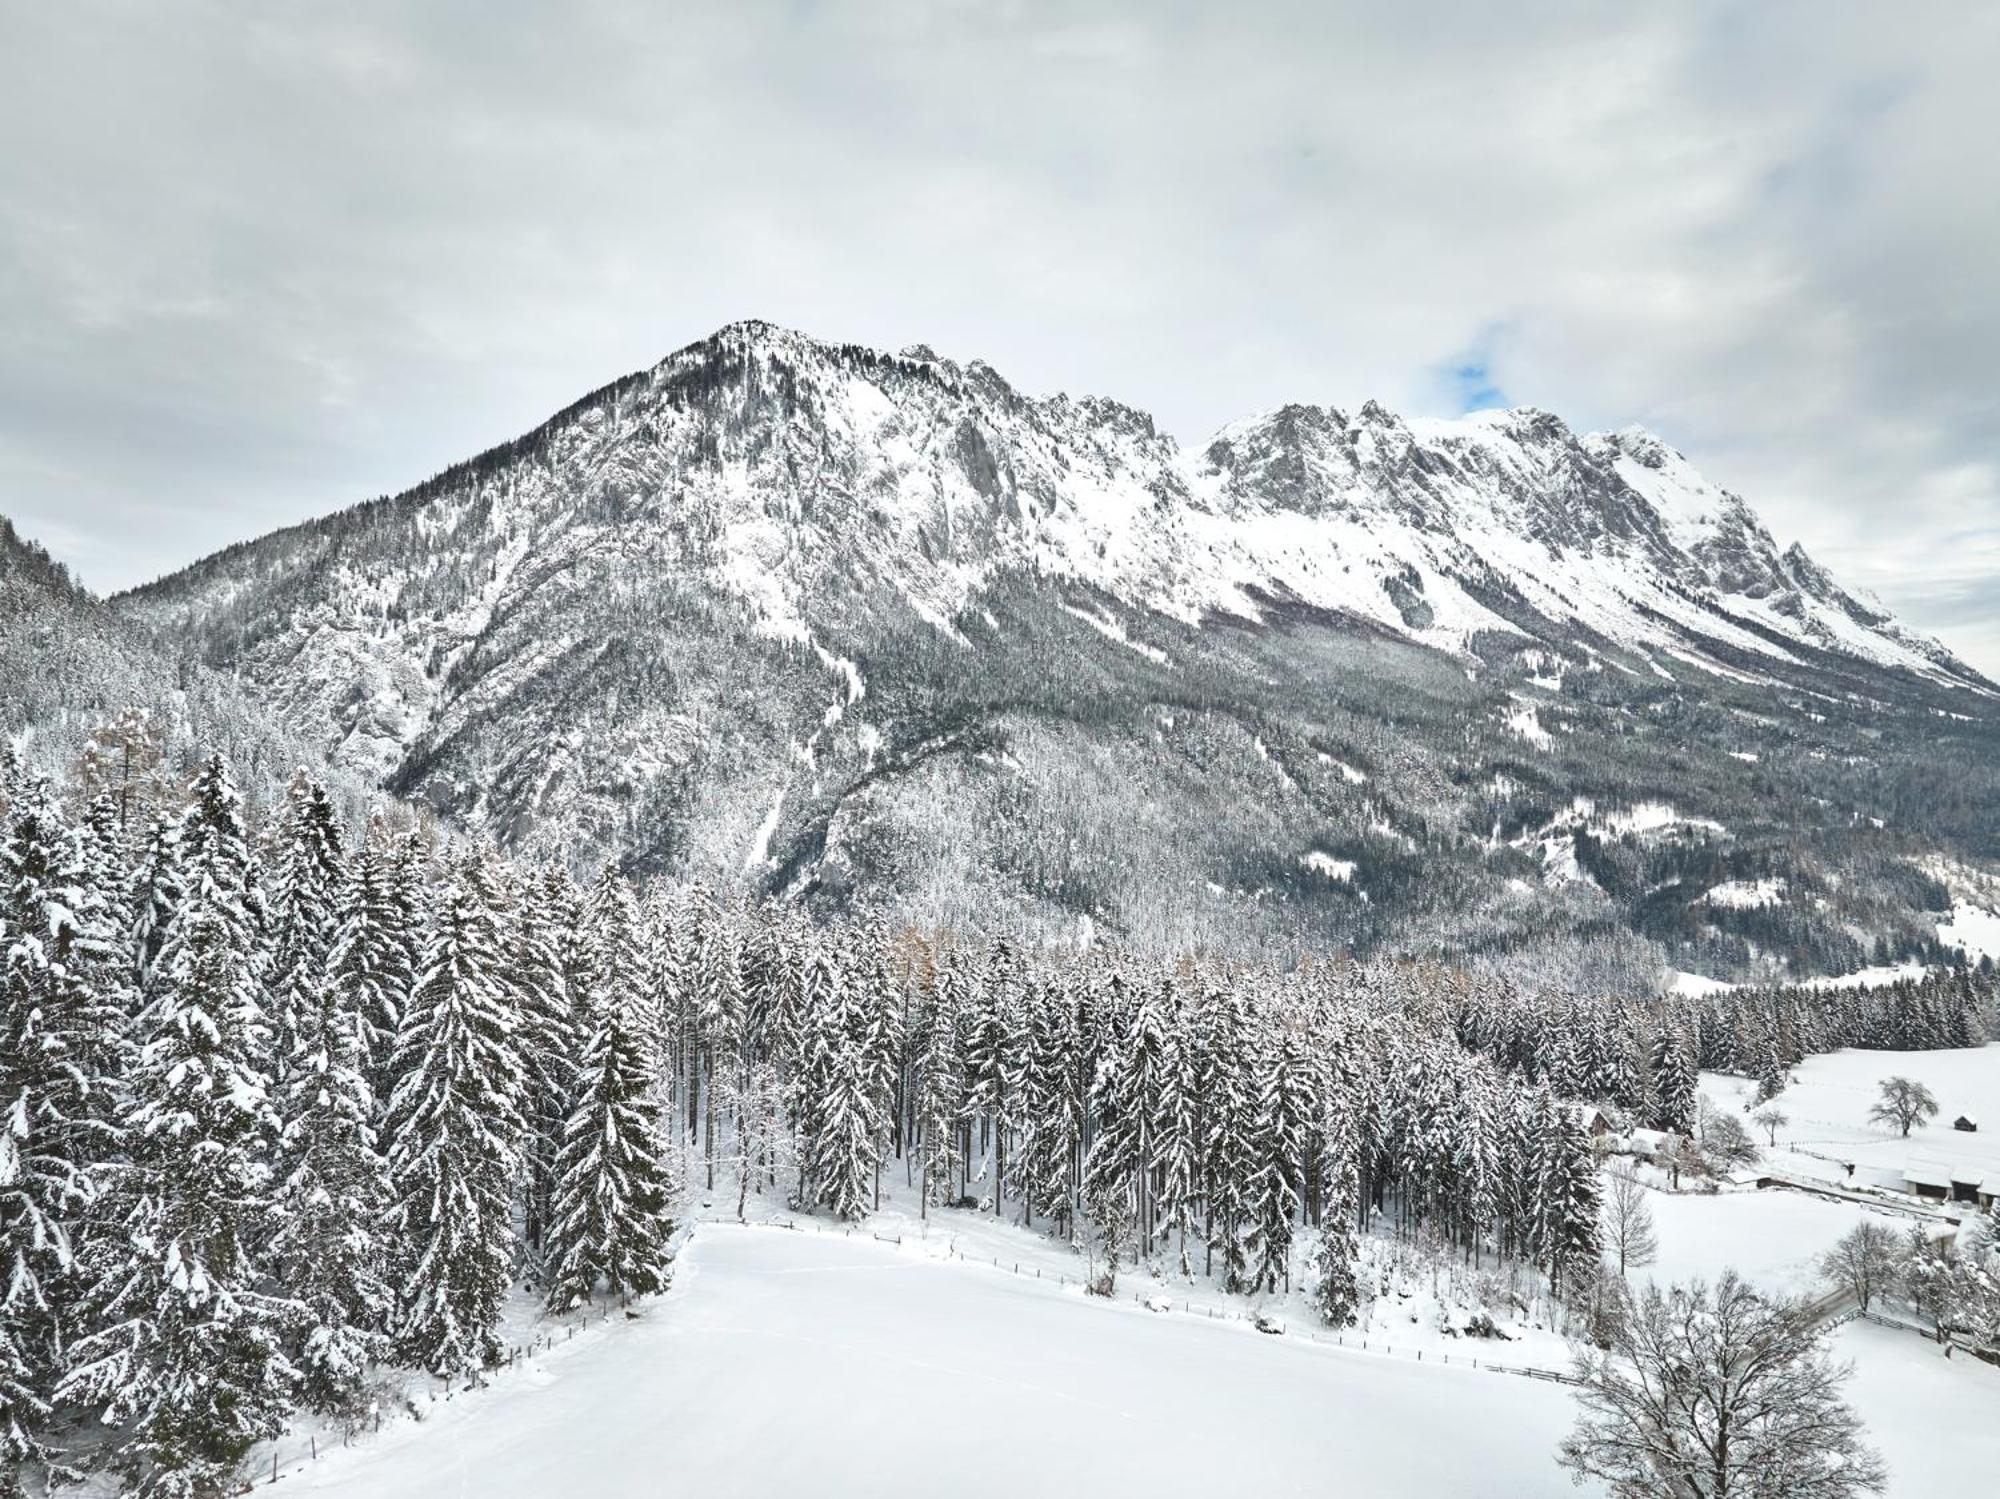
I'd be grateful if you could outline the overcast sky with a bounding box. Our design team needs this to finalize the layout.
[4,1,1998,671]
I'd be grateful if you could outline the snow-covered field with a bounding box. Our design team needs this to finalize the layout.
[1641,1188,1893,1297]
[288,1226,1591,1498]
[1703,1043,2000,1208]
[1834,1319,2000,1496]
[270,1044,2000,1499]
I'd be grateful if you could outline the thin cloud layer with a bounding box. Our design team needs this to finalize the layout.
[3,1,1996,670]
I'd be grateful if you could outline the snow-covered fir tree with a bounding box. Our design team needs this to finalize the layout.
[60,756,295,1499]
[0,778,124,1488]
[266,780,391,1415]
[381,853,526,1376]
[545,947,676,1309]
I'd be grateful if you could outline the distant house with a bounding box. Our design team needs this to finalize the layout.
[1953,1115,1978,1133]
[1574,1104,1613,1138]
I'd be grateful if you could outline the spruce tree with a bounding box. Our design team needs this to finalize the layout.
[61,756,295,1499]
[382,855,526,1376]
[1310,1152,1363,1327]
[263,776,344,1099]
[325,822,414,1139]
[267,783,390,1415]
[808,1022,879,1223]
[1245,1028,1311,1293]
[513,866,585,1270]
[1013,980,1082,1233]
[545,964,675,1309]
[0,779,124,1489]
[912,961,963,1216]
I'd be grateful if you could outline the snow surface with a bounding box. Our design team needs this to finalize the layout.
[1702,1044,2000,1207]
[1703,877,1784,910]
[1301,850,1356,882]
[1640,1187,1896,1298]
[1833,1319,2000,1496]
[286,1226,1592,1499]
[1937,899,2000,964]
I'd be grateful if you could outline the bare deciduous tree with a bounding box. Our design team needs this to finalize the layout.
[1559,1272,1885,1499]
[1866,1077,1939,1137]
[1752,1107,1788,1147]
[1697,1101,1761,1173]
[1819,1221,1902,1312]
[1601,1165,1658,1277]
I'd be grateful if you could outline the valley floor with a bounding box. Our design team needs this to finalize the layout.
[263,1045,2000,1499]
[286,1224,1592,1499]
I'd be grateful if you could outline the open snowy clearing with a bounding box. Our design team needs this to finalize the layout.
[289,1225,1593,1499]
[1703,1043,2000,1204]
[1833,1319,2000,1496]
[1640,1187,1898,1297]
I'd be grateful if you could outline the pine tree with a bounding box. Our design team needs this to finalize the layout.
[61,756,295,1499]
[545,959,675,1309]
[382,856,526,1376]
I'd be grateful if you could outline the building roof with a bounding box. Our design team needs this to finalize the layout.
[1904,1160,1954,1190]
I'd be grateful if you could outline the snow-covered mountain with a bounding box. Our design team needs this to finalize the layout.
[110,320,2000,975]
[0,516,352,813]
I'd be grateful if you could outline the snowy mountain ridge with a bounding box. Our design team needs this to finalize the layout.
[132,318,1975,702]
[105,319,2000,967]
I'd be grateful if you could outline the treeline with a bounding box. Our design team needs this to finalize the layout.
[0,751,1610,1496]
[1448,967,1993,1133]
[2,746,1991,1496]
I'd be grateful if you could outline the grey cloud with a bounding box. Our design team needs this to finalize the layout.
[2,1,1995,671]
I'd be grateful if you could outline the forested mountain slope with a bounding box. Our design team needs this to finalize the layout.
[0,517,354,817]
[112,321,2000,981]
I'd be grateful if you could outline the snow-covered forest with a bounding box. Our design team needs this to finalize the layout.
[2,727,1993,1497]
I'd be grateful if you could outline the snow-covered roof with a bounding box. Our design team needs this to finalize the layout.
[1904,1160,1953,1190]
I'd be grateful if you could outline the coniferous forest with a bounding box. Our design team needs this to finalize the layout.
[1,736,1991,1498]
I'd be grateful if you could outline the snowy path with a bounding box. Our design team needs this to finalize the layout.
[291,1225,1590,1498]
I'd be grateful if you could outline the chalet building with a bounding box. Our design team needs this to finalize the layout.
[1953,1115,1978,1133]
